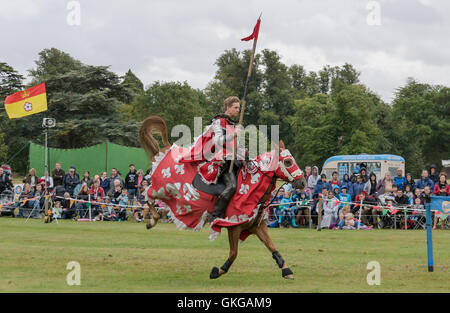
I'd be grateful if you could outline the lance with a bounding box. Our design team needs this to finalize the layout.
[229,13,262,173]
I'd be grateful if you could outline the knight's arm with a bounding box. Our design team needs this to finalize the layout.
[211,119,235,146]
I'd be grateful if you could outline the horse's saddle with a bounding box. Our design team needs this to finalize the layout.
[192,173,225,197]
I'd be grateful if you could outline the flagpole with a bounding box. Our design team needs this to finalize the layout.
[229,14,261,173]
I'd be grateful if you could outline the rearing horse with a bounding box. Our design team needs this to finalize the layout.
[140,116,306,279]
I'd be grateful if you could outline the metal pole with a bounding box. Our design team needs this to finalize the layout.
[317,198,323,231]
[88,194,92,221]
[425,203,434,272]
[404,208,407,230]
[358,200,363,230]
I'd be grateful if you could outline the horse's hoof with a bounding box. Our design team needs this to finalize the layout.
[146,221,153,229]
[282,268,294,280]
[210,267,220,279]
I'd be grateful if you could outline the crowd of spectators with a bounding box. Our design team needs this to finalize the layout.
[269,164,449,230]
[0,162,153,222]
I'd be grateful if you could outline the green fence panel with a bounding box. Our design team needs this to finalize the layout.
[29,142,151,177]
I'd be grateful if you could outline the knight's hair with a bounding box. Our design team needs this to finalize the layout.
[224,96,240,111]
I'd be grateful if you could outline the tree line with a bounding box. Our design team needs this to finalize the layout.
[0,48,448,176]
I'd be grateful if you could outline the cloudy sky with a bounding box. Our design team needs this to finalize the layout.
[1,0,449,103]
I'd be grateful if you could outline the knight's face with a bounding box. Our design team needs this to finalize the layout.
[275,149,303,183]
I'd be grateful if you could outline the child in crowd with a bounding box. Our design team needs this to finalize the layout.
[320,190,339,229]
[293,190,310,226]
[404,184,414,204]
[278,190,297,228]
[338,186,352,210]
[116,189,129,221]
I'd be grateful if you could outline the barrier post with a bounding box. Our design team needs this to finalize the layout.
[357,199,363,230]
[425,203,434,272]
[317,198,323,231]
[404,208,407,230]
[88,194,92,221]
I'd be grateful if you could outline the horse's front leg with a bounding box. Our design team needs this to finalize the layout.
[210,226,240,279]
[254,223,294,280]
[145,202,160,229]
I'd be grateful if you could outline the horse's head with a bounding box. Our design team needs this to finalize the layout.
[274,140,306,190]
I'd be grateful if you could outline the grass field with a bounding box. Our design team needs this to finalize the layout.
[0,218,449,293]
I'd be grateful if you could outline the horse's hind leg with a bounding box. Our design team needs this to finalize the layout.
[254,223,294,280]
[210,226,240,279]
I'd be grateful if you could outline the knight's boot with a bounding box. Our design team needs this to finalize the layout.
[206,172,237,223]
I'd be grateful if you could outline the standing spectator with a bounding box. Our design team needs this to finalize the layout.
[376,172,395,196]
[52,162,65,187]
[364,172,378,197]
[433,174,450,196]
[329,171,340,189]
[404,173,416,192]
[393,168,406,189]
[359,167,369,183]
[99,171,110,192]
[415,170,434,191]
[350,166,360,183]
[307,166,320,190]
[23,168,38,191]
[63,166,80,196]
[313,174,330,199]
[125,164,139,203]
[137,169,145,187]
[90,180,105,201]
[0,167,13,194]
[428,164,439,184]
[40,170,54,192]
[116,188,129,221]
[339,173,352,193]
[81,170,94,188]
[351,175,366,200]
[109,168,123,187]
[304,166,312,181]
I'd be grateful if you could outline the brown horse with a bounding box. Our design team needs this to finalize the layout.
[139,116,306,279]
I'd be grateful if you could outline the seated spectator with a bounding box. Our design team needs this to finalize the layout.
[307,166,320,190]
[376,172,395,196]
[108,168,124,195]
[339,173,352,193]
[329,171,340,189]
[338,213,369,229]
[404,173,415,192]
[351,175,366,200]
[412,197,424,211]
[63,166,80,196]
[278,190,297,228]
[332,185,340,199]
[108,179,123,199]
[40,170,54,192]
[269,187,284,221]
[404,184,414,204]
[17,183,39,218]
[420,186,433,205]
[313,174,330,199]
[144,169,152,184]
[89,180,105,218]
[394,188,409,206]
[320,190,339,229]
[75,183,90,218]
[101,196,118,221]
[134,180,149,222]
[292,189,310,226]
[0,167,13,194]
[99,171,110,192]
[433,173,450,196]
[338,204,351,224]
[81,170,94,188]
[338,186,352,209]
[35,183,46,210]
[52,201,63,220]
[412,188,423,205]
[393,168,406,190]
[61,192,76,219]
[415,170,434,191]
[364,172,378,197]
[355,191,377,225]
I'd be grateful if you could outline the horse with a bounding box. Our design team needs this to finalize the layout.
[139,116,306,280]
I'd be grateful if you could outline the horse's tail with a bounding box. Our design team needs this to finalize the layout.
[139,116,171,158]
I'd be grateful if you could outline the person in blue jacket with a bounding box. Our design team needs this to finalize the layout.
[338,186,352,209]
[350,175,366,200]
[393,168,406,189]
[313,174,330,198]
[415,169,434,191]
[339,173,352,193]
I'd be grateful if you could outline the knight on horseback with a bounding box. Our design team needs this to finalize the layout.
[180,96,246,223]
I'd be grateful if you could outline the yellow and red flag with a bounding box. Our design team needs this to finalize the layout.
[4,83,47,119]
